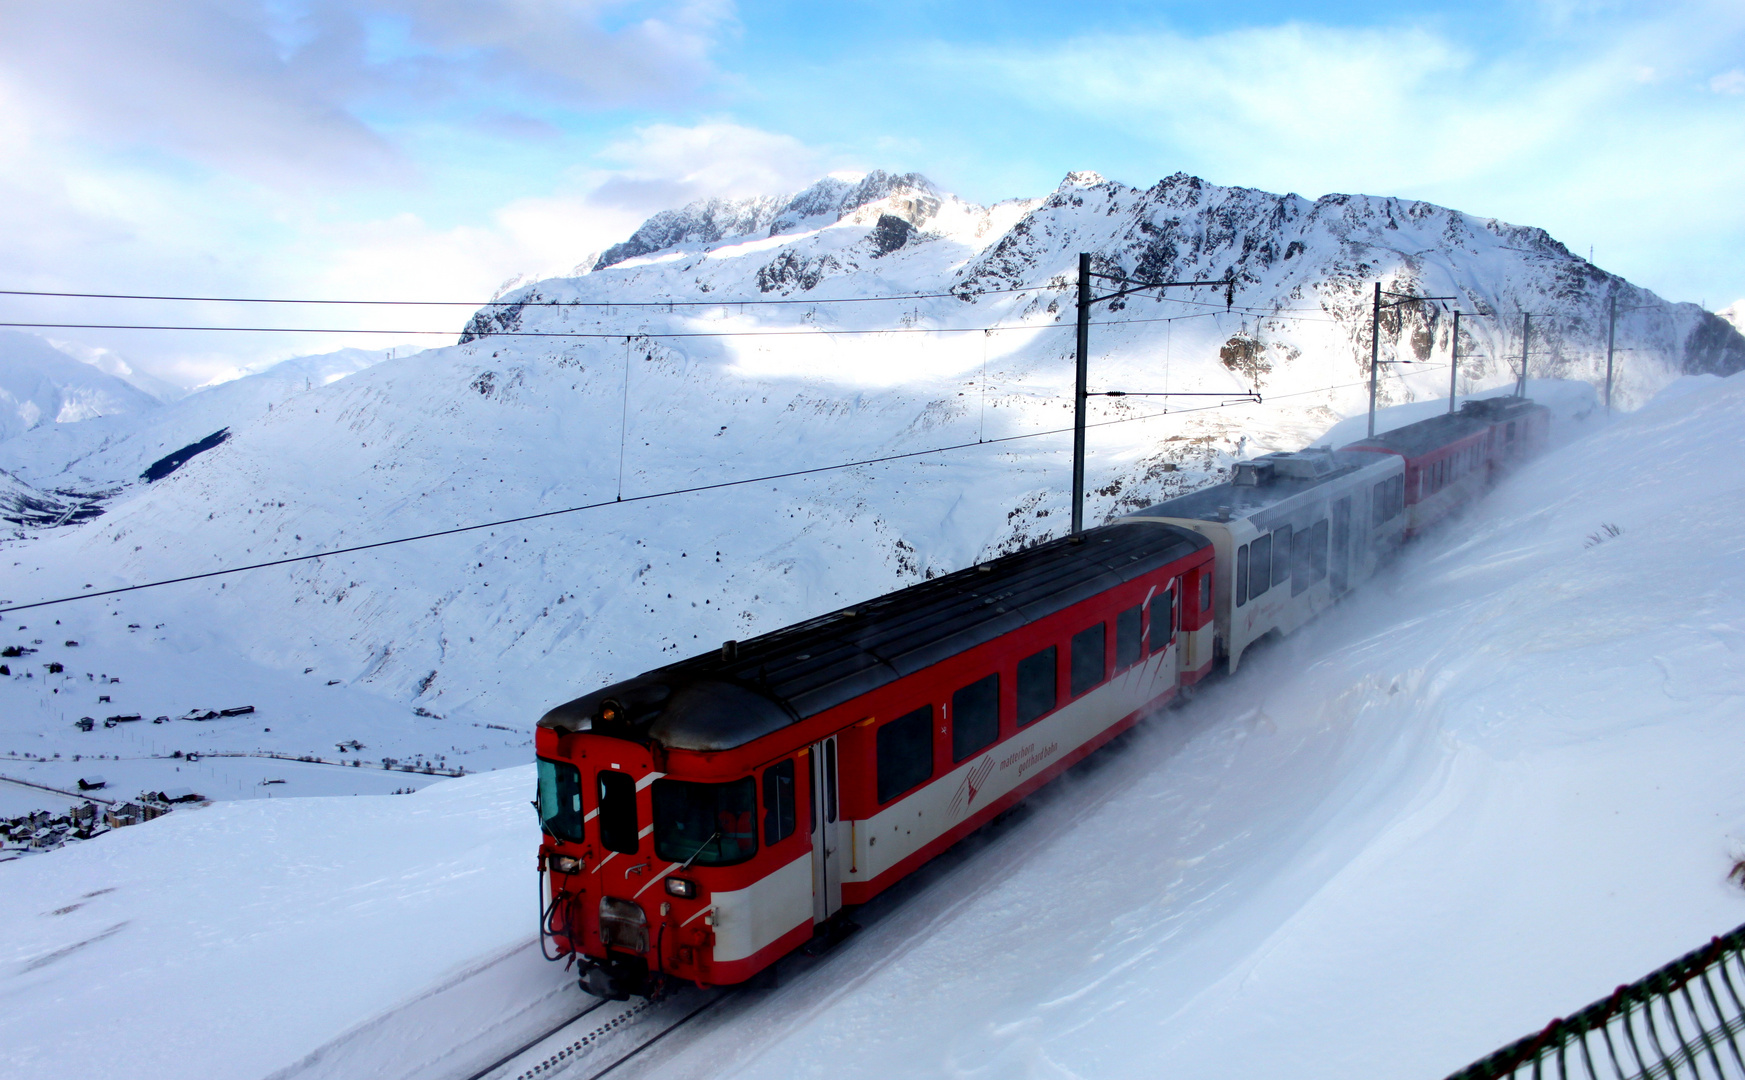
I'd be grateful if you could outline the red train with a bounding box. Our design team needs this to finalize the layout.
[533,395,1550,998]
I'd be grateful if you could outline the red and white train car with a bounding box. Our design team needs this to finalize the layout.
[534,520,1213,998]
[1342,396,1550,537]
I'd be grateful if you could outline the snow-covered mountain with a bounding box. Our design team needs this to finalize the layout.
[0,346,388,488]
[1721,299,1745,332]
[1,169,1738,803]
[0,331,162,444]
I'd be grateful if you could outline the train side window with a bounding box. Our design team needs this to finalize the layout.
[807,752,817,835]
[1290,528,1312,596]
[951,674,1000,763]
[876,705,934,804]
[1310,519,1329,583]
[1115,605,1142,670]
[1016,646,1057,725]
[1507,421,1516,442]
[596,770,640,854]
[1389,475,1403,518]
[1271,526,1292,587]
[1236,544,1249,607]
[1250,533,1272,598]
[1070,623,1106,698]
[762,759,796,845]
[1200,573,1211,612]
[1371,480,1386,526]
[1148,589,1174,651]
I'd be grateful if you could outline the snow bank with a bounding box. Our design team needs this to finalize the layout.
[0,766,551,1080]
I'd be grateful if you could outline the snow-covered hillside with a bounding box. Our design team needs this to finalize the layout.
[0,345,388,486]
[0,331,161,444]
[0,169,1736,813]
[2,369,1740,1080]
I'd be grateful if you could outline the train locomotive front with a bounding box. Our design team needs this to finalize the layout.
[534,519,1214,998]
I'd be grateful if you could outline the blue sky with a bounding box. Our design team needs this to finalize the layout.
[1,1,1740,386]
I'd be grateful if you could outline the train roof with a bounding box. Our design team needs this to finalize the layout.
[1122,447,1390,525]
[539,520,1210,752]
[1343,396,1543,460]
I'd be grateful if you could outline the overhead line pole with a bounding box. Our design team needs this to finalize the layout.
[1518,313,1531,397]
[1605,293,1618,414]
[1368,283,1456,437]
[1071,254,1235,534]
[1072,253,1093,537]
[1449,309,1462,415]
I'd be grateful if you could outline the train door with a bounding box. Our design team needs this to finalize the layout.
[809,735,843,924]
[1330,496,1351,593]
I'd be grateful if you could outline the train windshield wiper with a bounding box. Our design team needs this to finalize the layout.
[680,830,721,870]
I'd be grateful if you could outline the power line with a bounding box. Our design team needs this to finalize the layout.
[0,320,1078,340]
[0,285,1037,308]
[0,313,1270,339]
[0,396,1264,616]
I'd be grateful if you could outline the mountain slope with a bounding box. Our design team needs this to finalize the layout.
[0,331,162,444]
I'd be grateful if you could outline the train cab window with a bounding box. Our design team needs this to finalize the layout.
[1310,519,1329,583]
[652,776,756,866]
[877,705,934,804]
[1017,646,1057,725]
[536,759,586,844]
[1236,545,1250,607]
[1115,605,1142,670]
[952,674,1000,763]
[1372,480,1388,526]
[762,759,796,846]
[1070,623,1106,698]
[1148,589,1174,651]
[1249,533,1272,599]
[1271,526,1292,588]
[596,770,640,854]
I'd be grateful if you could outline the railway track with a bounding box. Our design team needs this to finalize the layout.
[460,987,730,1080]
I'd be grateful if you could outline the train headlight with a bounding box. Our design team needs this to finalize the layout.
[550,854,581,875]
[599,897,648,953]
[665,876,697,899]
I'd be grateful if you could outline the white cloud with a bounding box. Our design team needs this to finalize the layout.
[1712,68,1745,93]
[587,121,826,209]
[0,113,830,389]
[0,1,735,186]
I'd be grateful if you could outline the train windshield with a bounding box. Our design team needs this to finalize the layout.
[536,758,586,844]
[651,777,757,867]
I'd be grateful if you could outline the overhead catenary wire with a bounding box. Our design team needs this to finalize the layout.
[0,285,1041,308]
